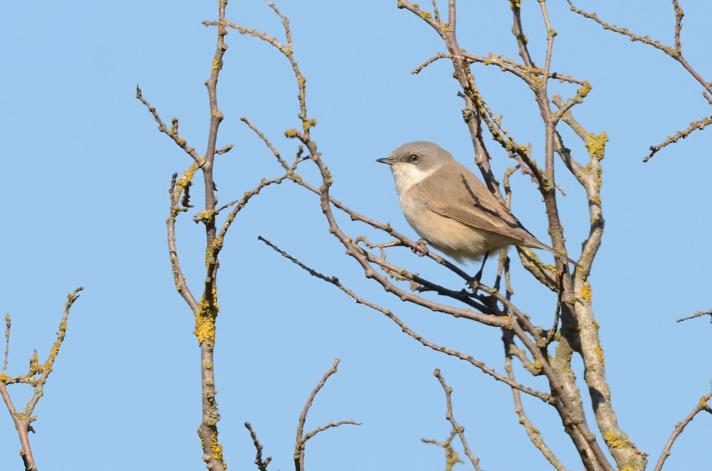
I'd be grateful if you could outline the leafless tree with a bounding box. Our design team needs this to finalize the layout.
[137,1,358,470]
[0,288,82,471]
[567,0,712,163]
[7,1,707,470]
[567,2,712,469]
[221,1,711,471]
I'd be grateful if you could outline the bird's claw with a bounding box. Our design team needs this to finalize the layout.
[413,239,428,257]
[468,272,483,293]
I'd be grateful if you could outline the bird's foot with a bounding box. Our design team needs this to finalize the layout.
[412,239,429,257]
[468,252,489,293]
[468,270,483,293]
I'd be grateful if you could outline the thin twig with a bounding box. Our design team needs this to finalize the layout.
[433,369,482,471]
[654,392,712,471]
[672,0,684,53]
[676,310,712,324]
[567,0,712,162]
[3,314,10,373]
[643,115,712,162]
[0,288,82,471]
[136,87,204,164]
[244,422,272,471]
[293,359,360,471]
[503,338,569,471]
[257,236,552,403]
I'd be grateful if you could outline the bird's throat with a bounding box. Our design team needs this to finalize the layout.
[391,163,437,195]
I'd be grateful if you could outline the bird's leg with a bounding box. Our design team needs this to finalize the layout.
[412,238,429,257]
[469,251,490,292]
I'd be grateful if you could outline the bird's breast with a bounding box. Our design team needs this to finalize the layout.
[399,189,511,261]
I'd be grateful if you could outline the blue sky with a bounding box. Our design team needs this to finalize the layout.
[1,1,711,470]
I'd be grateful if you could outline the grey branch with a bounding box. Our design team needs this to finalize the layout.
[0,287,83,471]
[654,392,712,471]
[257,235,551,403]
[244,422,272,471]
[294,359,360,471]
[432,369,482,471]
[676,310,712,324]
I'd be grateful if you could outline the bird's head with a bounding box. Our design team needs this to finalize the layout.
[377,141,453,194]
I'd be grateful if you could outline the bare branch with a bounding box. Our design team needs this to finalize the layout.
[241,116,289,171]
[654,392,712,471]
[567,1,676,56]
[503,337,569,471]
[567,0,712,162]
[3,314,10,374]
[672,0,684,53]
[293,359,360,471]
[244,422,272,471]
[432,369,482,471]
[676,310,712,324]
[135,86,204,164]
[421,432,463,471]
[0,288,83,471]
[302,419,362,443]
[643,115,712,162]
[167,169,199,312]
[257,236,552,403]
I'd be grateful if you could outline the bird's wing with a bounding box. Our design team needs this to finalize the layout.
[419,162,545,249]
[426,201,540,246]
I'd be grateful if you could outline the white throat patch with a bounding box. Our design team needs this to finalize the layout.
[391,162,437,195]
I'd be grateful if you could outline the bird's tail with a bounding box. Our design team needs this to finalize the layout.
[526,239,579,268]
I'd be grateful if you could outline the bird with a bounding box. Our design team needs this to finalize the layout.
[377,141,572,267]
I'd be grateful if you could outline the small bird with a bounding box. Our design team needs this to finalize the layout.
[377,141,570,265]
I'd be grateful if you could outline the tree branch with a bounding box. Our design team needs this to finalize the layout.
[654,392,712,471]
[293,359,360,471]
[0,288,82,471]
[244,422,272,471]
[432,368,483,471]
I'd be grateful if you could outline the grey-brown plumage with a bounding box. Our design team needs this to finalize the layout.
[377,141,563,263]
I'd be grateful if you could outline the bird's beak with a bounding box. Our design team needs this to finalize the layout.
[376,156,394,165]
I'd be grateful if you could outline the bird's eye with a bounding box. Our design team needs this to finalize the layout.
[409,154,419,162]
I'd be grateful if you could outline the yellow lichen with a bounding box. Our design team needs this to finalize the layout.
[580,281,592,303]
[595,165,603,193]
[284,128,299,138]
[210,431,226,466]
[594,344,605,365]
[533,357,543,371]
[195,296,219,344]
[177,162,199,189]
[29,350,42,375]
[195,316,216,344]
[445,447,460,471]
[699,395,710,408]
[603,431,629,449]
[585,131,608,160]
[194,209,216,224]
[0,372,8,382]
[205,236,224,267]
[303,118,317,132]
[419,10,431,19]
[577,81,592,99]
